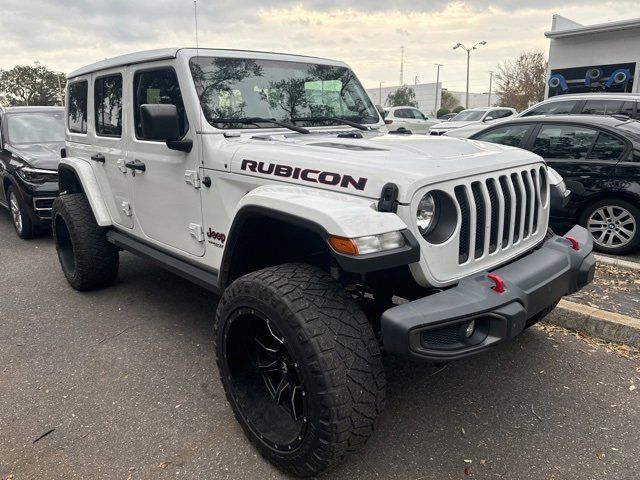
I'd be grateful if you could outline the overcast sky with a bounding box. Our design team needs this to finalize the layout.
[1,1,636,92]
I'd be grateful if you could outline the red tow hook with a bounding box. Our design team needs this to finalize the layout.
[487,273,505,293]
[565,236,580,251]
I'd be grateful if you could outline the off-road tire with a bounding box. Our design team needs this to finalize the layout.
[52,193,119,291]
[525,300,559,329]
[215,263,386,477]
[578,198,640,255]
[7,185,34,239]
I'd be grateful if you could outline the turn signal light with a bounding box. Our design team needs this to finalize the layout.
[328,236,359,255]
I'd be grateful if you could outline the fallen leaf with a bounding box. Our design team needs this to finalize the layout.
[464,466,470,476]
[464,459,472,464]
[630,385,636,392]
[159,461,171,469]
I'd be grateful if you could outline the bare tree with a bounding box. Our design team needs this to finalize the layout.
[495,51,547,111]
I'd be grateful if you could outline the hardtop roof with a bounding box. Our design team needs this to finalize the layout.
[67,48,346,79]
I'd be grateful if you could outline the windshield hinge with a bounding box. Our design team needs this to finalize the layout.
[121,201,133,217]
[184,170,201,188]
[189,223,205,242]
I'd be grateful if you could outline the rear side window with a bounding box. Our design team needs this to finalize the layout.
[67,81,88,133]
[521,100,578,117]
[581,100,633,117]
[587,132,626,161]
[531,125,598,159]
[94,74,123,137]
[134,68,188,139]
[395,109,410,119]
[474,124,530,147]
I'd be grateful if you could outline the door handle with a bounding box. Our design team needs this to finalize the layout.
[90,153,105,163]
[124,160,146,172]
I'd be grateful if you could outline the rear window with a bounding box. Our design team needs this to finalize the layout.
[581,99,634,117]
[67,80,88,134]
[521,100,578,117]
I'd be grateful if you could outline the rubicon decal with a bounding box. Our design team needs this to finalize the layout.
[241,159,368,191]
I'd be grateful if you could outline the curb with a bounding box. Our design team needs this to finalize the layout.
[595,254,640,272]
[547,299,640,348]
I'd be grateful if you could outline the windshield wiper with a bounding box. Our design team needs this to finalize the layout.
[212,117,309,134]
[291,116,371,131]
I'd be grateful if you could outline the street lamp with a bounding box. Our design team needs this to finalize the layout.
[487,70,494,107]
[378,81,385,105]
[453,41,487,109]
[434,64,443,115]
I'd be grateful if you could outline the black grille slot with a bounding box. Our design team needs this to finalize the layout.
[421,324,462,347]
[521,171,532,238]
[471,182,486,259]
[486,179,500,253]
[455,186,471,264]
[499,176,512,247]
[531,169,539,233]
[511,173,523,243]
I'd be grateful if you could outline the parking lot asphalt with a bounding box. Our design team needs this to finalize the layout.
[1,212,639,480]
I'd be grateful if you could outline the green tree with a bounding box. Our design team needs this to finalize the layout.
[440,90,460,111]
[436,107,450,118]
[453,105,465,113]
[386,85,417,107]
[0,64,66,106]
[495,50,547,111]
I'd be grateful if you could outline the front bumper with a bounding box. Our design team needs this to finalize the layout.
[381,225,595,361]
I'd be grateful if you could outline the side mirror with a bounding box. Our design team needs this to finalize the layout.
[140,104,192,152]
[484,116,494,122]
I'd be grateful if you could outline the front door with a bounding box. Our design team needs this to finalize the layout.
[126,65,204,257]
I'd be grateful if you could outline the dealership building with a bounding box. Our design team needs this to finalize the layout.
[545,15,640,97]
[366,82,497,114]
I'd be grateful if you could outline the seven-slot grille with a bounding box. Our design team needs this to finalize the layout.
[454,166,547,264]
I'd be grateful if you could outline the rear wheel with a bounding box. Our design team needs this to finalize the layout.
[579,199,640,255]
[215,263,385,477]
[52,193,119,291]
[7,185,34,239]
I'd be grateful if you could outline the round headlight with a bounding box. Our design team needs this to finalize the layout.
[416,193,437,235]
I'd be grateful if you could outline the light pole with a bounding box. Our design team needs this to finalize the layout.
[453,41,487,109]
[487,71,494,107]
[434,63,443,115]
[378,81,385,106]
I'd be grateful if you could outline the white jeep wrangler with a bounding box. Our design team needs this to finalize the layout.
[53,48,595,477]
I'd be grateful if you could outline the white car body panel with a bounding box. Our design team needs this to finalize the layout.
[64,48,550,288]
[384,106,440,134]
[429,108,517,136]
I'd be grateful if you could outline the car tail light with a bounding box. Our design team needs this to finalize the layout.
[385,119,393,125]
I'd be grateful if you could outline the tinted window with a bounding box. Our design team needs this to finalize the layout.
[521,100,578,117]
[587,132,626,161]
[68,81,88,133]
[134,68,187,139]
[474,124,530,147]
[410,109,425,120]
[395,109,410,118]
[495,109,514,119]
[581,99,633,117]
[624,149,640,162]
[452,110,485,121]
[532,125,598,159]
[94,74,123,137]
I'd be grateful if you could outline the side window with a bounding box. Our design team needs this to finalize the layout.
[68,80,88,134]
[499,109,515,119]
[581,100,628,116]
[587,132,626,161]
[94,74,123,137]
[532,125,598,159]
[134,68,188,140]
[521,100,577,117]
[395,109,408,118]
[410,109,425,120]
[474,124,530,147]
[624,149,640,162]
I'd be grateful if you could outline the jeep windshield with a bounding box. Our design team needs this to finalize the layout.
[189,57,379,130]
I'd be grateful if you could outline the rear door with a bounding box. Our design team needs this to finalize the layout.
[525,123,626,206]
[125,64,204,257]
[89,70,133,229]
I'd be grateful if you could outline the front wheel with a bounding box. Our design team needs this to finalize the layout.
[7,185,34,239]
[215,263,386,477]
[579,199,640,255]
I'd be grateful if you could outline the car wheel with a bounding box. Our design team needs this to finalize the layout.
[215,263,386,477]
[579,199,640,255]
[7,185,34,239]
[52,193,119,291]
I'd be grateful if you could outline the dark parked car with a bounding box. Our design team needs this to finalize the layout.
[470,115,640,255]
[0,106,64,239]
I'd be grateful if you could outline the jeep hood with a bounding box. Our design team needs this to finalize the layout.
[8,142,64,170]
[228,132,544,204]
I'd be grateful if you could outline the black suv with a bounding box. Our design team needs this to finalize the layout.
[470,115,640,255]
[0,106,64,238]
